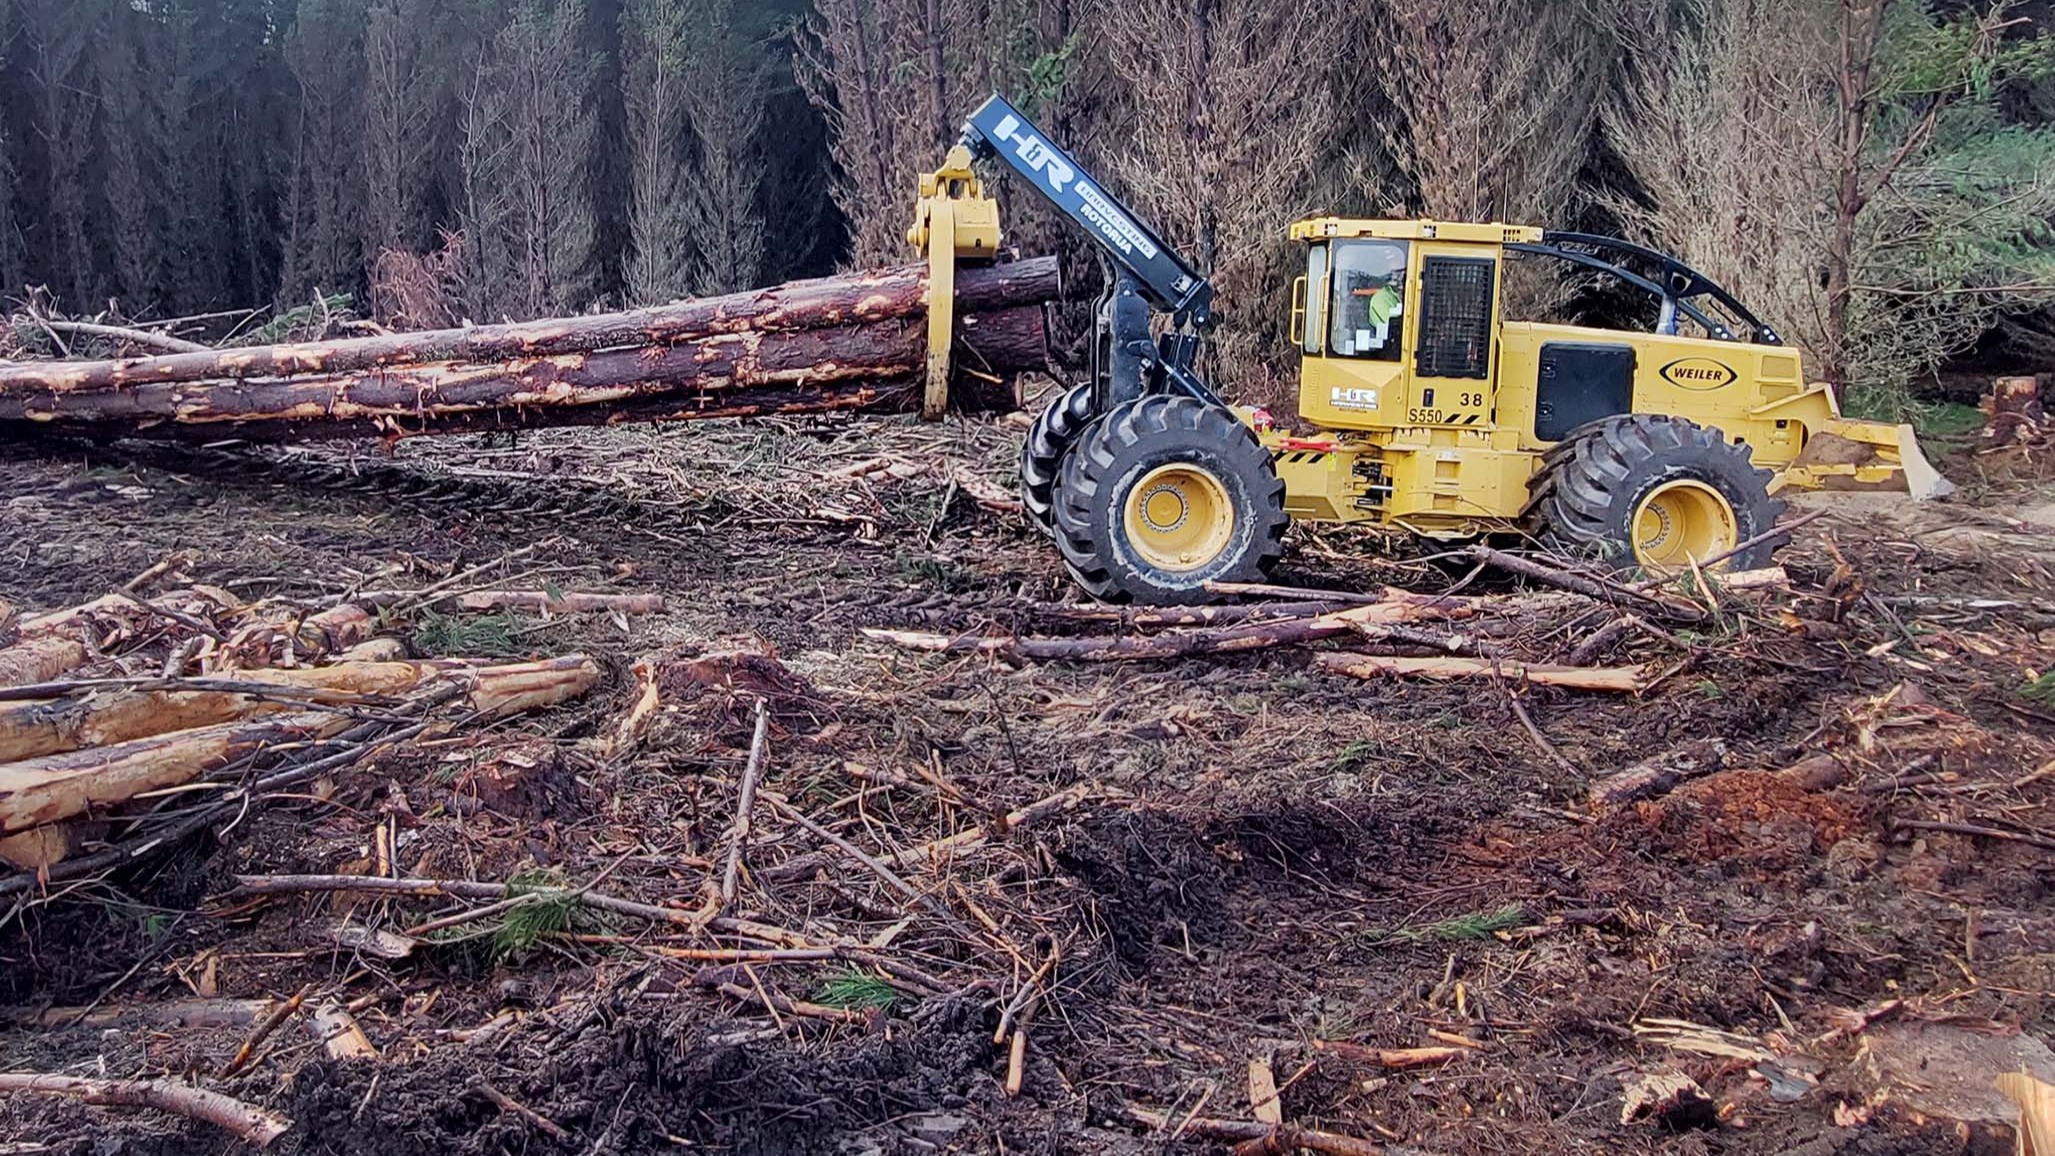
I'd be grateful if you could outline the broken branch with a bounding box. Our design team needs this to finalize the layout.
[1319,652,1651,692]
[0,1072,290,1147]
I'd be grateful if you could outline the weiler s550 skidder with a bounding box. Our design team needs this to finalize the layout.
[910,95,1948,605]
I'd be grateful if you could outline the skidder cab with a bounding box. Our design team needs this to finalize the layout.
[1271,218,1949,554]
[912,95,1947,605]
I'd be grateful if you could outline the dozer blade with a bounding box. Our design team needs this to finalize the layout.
[1775,419,1954,500]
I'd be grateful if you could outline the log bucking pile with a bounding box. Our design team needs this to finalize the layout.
[0,257,1058,442]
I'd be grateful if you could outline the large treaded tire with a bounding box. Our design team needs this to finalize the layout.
[1018,383,1095,537]
[1527,414,1788,569]
[1052,396,1288,604]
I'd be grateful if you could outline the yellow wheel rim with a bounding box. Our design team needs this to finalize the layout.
[1123,464,1235,571]
[1631,479,1737,571]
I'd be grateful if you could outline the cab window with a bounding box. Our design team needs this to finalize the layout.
[1330,240,1409,361]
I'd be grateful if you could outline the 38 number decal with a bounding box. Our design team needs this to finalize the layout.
[1458,392,1484,407]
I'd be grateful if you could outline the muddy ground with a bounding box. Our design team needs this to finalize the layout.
[2,407,2053,1155]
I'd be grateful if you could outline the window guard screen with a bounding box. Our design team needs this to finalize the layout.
[1416,256,1495,380]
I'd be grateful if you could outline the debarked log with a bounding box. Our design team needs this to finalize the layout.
[0,710,355,835]
[0,306,1049,441]
[0,637,90,690]
[0,662,424,763]
[0,257,1060,393]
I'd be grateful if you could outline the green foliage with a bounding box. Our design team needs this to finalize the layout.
[894,555,977,593]
[1331,739,1379,774]
[1840,6,2055,408]
[813,971,900,1012]
[492,880,576,962]
[1907,400,1987,444]
[413,608,518,655]
[239,293,358,346]
[1022,35,1080,112]
[1366,904,1527,944]
[2022,670,2055,707]
[1880,2,2055,100]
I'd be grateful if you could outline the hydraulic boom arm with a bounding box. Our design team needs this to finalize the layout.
[924,94,1222,413]
[959,95,1213,327]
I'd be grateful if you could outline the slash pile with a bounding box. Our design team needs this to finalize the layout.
[0,585,599,878]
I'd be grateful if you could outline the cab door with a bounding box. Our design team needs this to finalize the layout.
[1404,245,1499,427]
[1297,238,1412,431]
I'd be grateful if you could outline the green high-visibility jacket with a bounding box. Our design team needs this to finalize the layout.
[1365,284,1401,326]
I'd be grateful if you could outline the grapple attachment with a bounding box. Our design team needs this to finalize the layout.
[907,145,1003,419]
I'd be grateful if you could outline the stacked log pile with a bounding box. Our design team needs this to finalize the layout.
[0,258,1058,442]
[0,588,599,875]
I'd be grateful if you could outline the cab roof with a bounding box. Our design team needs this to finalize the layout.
[1288,218,1545,245]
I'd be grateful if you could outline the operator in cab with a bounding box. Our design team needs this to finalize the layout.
[1334,241,1407,359]
[1362,273,1400,328]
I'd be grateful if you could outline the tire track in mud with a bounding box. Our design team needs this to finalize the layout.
[0,436,716,532]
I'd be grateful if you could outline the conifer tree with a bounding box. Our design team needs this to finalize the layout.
[681,0,770,294]
[280,0,369,303]
[619,0,695,302]
[363,0,446,257]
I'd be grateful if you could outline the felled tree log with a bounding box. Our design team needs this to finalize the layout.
[1587,737,1729,805]
[0,664,425,763]
[443,656,601,719]
[0,259,1058,393]
[79,375,948,443]
[0,710,355,835]
[0,307,1047,435]
[0,261,1057,442]
[217,604,375,669]
[1309,1040,1468,1069]
[454,590,664,615]
[0,637,90,689]
[863,590,1496,663]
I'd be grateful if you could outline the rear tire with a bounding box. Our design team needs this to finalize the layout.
[1018,383,1095,537]
[1052,396,1288,604]
[1527,414,1787,571]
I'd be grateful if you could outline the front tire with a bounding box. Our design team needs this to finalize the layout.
[1018,383,1095,537]
[1527,414,1787,571]
[1052,396,1288,604]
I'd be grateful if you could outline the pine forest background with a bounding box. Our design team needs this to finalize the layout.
[0,0,2052,414]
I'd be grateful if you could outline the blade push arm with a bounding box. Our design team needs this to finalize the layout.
[960,95,1214,329]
